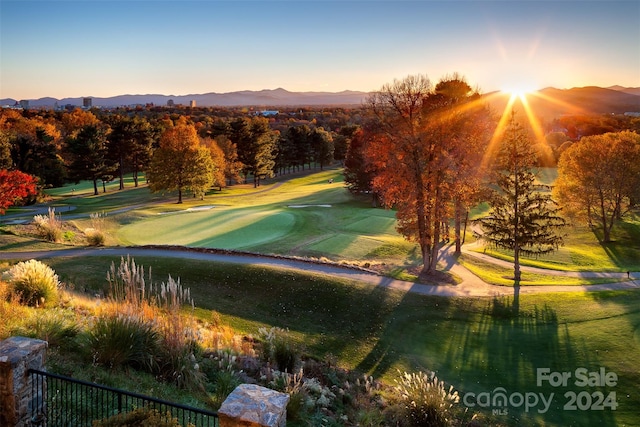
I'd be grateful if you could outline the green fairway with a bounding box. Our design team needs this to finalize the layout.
[39,255,640,427]
[119,207,297,249]
[115,170,411,264]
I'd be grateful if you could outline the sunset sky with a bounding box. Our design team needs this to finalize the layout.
[1,0,639,100]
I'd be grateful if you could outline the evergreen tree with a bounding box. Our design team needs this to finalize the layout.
[67,124,113,195]
[476,114,565,313]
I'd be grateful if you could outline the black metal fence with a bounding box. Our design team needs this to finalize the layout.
[29,369,218,427]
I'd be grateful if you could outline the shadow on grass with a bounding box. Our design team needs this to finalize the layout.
[354,292,618,426]
[593,216,640,271]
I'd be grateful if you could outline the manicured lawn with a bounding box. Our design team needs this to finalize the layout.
[3,168,640,426]
[34,255,640,427]
[459,255,629,286]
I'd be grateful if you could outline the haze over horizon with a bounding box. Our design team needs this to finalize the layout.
[1,1,639,100]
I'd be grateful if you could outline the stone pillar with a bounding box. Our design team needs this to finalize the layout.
[218,384,290,427]
[0,337,48,427]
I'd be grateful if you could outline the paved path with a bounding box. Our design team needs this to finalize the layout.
[1,245,638,297]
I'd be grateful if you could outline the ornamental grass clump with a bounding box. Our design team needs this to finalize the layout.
[154,276,204,390]
[258,326,299,373]
[85,212,107,246]
[13,309,79,348]
[33,207,63,243]
[87,314,159,371]
[101,257,203,389]
[4,259,60,307]
[394,370,460,427]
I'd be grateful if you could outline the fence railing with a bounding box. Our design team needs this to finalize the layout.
[29,369,218,427]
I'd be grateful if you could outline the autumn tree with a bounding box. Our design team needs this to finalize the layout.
[67,124,113,195]
[0,170,37,213]
[213,135,243,185]
[0,130,11,169]
[1,113,65,187]
[364,74,490,275]
[201,137,227,189]
[147,123,214,203]
[426,76,491,254]
[553,130,640,242]
[475,114,565,313]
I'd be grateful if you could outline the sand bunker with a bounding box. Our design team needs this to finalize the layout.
[158,206,216,215]
[186,206,216,212]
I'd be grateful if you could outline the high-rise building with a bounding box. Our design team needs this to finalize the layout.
[83,98,92,108]
[190,100,196,108]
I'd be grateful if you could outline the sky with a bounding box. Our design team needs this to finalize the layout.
[1,0,639,100]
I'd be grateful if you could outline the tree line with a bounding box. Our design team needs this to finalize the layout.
[0,106,360,202]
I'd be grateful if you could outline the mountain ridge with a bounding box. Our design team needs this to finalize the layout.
[2,86,639,115]
[1,88,371,108]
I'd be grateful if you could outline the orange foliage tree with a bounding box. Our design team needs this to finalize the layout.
[0,170,37,214]
[554,130,640,242]
[147,122,214,203]
[364,74,491,275]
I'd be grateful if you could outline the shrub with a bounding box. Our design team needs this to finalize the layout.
[4,259,60,306]
[155,339,204,391]
[258,326,299,373]
[92,408,194,427]
[86,212,107,246]
[0,281,29,339]
[85,228,106,246]
[393,370,460,427]
[33,207,63,242]
[87,314,159,371]
[13,309,79,347]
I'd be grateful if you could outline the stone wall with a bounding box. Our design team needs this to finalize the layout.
[0,337,289,427]
[0,337,48,427]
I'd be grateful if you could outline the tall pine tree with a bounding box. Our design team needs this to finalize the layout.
[476,114,565,313]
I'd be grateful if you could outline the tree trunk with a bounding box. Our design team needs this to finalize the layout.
[454,199,462,255]
[119,154,125,190]
[462,210,469,245]
[178,188,183,204]
[513,244,521,316]
[599,194,611,242]
[92,179,99,196]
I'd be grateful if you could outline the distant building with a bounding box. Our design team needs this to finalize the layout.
[19,100,29,110]
[83,97,92,108]
[190,100,196,108]
[259,110,279,116]
[167,99,174,107]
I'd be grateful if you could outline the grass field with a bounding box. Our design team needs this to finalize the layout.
[2,167,640,426]
[39,255,640,427]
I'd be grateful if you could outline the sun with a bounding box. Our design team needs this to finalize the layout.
[500,82,537,101]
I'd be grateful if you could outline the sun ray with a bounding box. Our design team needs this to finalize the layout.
[479,91,518,172]
[518,94,546,144]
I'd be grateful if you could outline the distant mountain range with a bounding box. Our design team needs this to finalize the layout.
[2,86,639,118]
[483,86,640,121]
[0,88,369,108]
